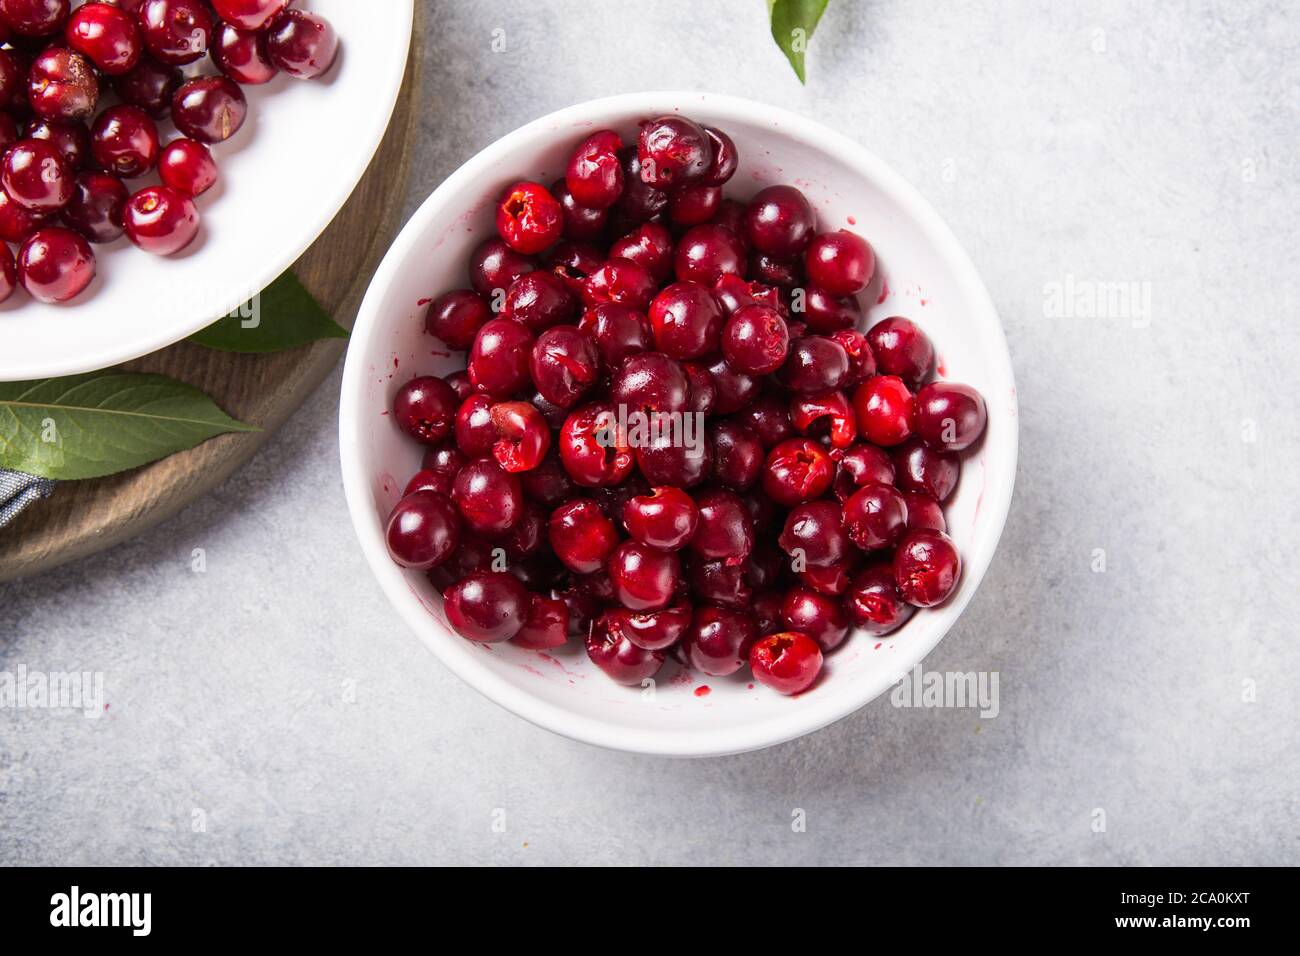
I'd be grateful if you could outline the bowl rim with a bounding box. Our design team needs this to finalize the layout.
[339,90,1019,758]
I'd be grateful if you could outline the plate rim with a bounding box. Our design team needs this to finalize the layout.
[0,0,416,383]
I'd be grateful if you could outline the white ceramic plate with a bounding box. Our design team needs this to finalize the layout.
[340,92,1019,757]
[0,0,414,382]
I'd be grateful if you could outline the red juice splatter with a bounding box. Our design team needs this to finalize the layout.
[847,215,857,225]
[877,278,890,304]
[694,685,711,698]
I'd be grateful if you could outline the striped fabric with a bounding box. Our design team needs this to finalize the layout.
[0,470,56,529]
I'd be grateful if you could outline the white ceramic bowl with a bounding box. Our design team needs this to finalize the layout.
[0,0,413,382]
[340,92,1018,757]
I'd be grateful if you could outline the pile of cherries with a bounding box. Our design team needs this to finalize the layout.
[385,114,988,697]
[0,0,339,305]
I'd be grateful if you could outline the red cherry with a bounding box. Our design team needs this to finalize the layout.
[750,632,823,695]
[17,226,95,303]
[123,185,199,255]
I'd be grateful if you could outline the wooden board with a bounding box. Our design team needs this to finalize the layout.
[0,36,420,585]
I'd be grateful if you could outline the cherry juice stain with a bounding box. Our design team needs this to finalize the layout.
[694,685,711,697]
[877,278,890,304]
[846,215,857,225]
[537,653,584,680]
[417,297,432,307]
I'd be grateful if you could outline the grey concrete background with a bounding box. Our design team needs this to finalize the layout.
[2,0,1298,866]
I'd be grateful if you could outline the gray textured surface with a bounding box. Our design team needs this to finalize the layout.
[2,0,1298,866]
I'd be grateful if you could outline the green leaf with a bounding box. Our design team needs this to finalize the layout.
[188,269,347,353]
[769,0,830,83]
[0,373,258,481]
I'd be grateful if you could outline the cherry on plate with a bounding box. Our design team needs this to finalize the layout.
[211,0,291,32]
[852,374,916,447]
[722,303,789,375]
[90,105,160,179]
[680,606,757,677]
[114,58,182,118]
[605,604,692,652]
[866,317,934,388]
[914,382,988,453]
[891,436,960,502]
[17,226,95,303]
[744,185,814,259]
[489,400,551,473]
[512,596,570,651]
[842,482,908,551]
[172,75,247,144]
[779,500,848,568]
[623,486,698,551]
[123,185,199,255]
[65,1,142,75]
[467,317,534,397]
[804,229,875,296]
[424,289,490,351]
[548,498,618,575]
[393,375,459,445]
[138,0,215,66]
[762,437,835,507]
[385,490,461,570]
[495,180,562,255]
[586,614,665,685]
[158,137,217,197]
[558,401,634,488]
[443,571,530,644]
[565,129,623,209]
[636,115,713,188]
[530,325,600,408]
[846,562,915,635]
[780,587,850,652]
[894,529,962,607]
[451,457,524,536]
[608,540,679,612]
[264,8,340,79]
[3,139,73,212]
[674,223,745,286]
[749,632,823,695]
[212,22,278,85]
[28,46,99,122]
